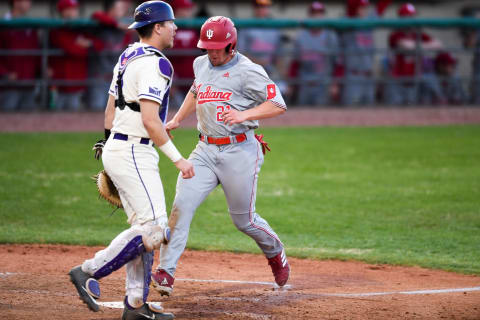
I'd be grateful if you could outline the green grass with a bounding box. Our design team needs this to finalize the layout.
[0,126,479,274]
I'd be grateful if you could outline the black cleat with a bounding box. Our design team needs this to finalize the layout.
[122,303,174,320]
[68,265,101,312]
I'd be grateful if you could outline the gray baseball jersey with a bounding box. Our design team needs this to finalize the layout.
[295,29,339,79]
[158,52,286,277]
[341,28,376,105]
[237,28,282,75]
[190,52,286,137]
[472,30,480,103]
[341,29,374,73]
[295,29,339,105]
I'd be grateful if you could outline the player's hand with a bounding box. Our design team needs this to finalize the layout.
[222,109,247,126]
[174,158,195,179]
[165,119,180,139]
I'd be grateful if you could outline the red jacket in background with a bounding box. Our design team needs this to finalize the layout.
[91,10,134,49]
[389,30,432,77]
[49,28,102,93]
[0,28,40,82]
[91,11,119,28]
[90,11,136,81]
[170,29,199,81]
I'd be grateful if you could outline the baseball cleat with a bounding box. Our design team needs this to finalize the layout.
[267,249,290,287]
[151,269,174,296]
[122,302,174,320]
[68,265,101,312]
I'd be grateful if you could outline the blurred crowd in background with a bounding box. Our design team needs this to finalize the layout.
[1,0,480,111]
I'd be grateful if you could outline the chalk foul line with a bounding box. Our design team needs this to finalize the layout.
[177,277,291,288]
[176,277,480,297]
[324,286,480,297]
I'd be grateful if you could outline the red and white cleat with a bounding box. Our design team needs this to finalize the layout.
[151,269,174,296]
[267,249,290,287]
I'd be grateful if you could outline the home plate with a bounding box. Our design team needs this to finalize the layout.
[97,301,163,309]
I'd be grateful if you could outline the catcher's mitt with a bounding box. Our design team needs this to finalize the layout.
[92,170,123,208]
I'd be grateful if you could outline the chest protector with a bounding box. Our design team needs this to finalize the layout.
[115,45,174,123]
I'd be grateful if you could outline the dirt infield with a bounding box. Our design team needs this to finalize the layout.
[0,245,479,320]
[1,107,480,132]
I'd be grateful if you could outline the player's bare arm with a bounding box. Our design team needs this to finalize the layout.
[222,100,285,126]
[141,99,171,146]
[141,99,195,179]
[92,95,116,160]
[165,90,197,137]
[104,94,115,130]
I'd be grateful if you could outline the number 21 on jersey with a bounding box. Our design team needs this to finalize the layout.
[216,105,231,122]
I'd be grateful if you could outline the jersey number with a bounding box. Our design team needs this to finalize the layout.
[216,105,231,122]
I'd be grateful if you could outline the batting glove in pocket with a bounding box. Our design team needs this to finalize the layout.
[92,139,106,160]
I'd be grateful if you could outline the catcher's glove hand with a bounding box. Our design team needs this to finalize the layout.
[92,170,123,208]
[93,139,106,160]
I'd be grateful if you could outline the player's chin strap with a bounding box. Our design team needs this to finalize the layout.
[255,134,271,155]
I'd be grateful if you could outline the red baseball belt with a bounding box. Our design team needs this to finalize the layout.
[199,133,247,145]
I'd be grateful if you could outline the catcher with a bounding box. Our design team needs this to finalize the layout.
[67,1,194,320]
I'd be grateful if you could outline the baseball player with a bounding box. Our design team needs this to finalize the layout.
[294,1,339,106]
[341,0,392,105]
[68,2,194,319]
[472,29,480,104]
[385,3,442,105]
[151,16,290,296]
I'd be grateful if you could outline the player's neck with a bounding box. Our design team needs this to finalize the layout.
[214,52,236,67]
[139,38,165,51]
[224,53,235,65]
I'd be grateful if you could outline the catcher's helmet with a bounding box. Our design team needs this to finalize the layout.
[197,16,237,54]
[398,3,416,17]
[128,1,175,30]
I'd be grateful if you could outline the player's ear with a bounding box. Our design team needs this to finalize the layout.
[153,23,163,36]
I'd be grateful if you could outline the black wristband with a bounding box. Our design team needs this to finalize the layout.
[105,128,111,140]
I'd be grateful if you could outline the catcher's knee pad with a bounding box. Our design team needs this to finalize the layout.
[141,223,171,252]
[91,229,145,279]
